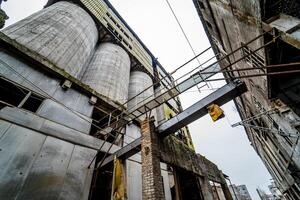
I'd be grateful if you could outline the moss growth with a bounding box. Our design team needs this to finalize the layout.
[0,8,8,29]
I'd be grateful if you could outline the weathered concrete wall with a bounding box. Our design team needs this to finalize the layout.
[2,1,98,78]
[37,99,92,134]
[0,104,124,200]
[194,0,300,198]
[125,124,142,200]
[0,119,96,200]
[82,43,130,106]
[159,136,225,184]
[0,49,94,133]
[0,8,104,197]
[161,164,172,200]
[0,50,61,97]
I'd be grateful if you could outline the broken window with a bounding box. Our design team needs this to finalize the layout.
[89,106,124,146]
[89,152,114,200]
[0,77,43,112]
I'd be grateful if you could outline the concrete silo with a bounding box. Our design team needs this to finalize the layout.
[2,1,98,78]
[127,70,155,113]
[82,43,131,106]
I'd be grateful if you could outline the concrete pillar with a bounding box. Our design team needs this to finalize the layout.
[197,176,214,200]
[221,183,233,200]
[141,117,165,200]
[173,169,183,200]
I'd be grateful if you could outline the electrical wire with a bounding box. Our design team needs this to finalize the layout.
[164,0,211,88]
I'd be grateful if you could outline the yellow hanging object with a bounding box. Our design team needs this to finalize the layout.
[207,104,224,121]
[112,156,125,200]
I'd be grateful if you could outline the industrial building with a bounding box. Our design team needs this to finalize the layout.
[193,0,300,199]
[0,0,243,199]
[256,188,277,200]
[229,184,252,200]
[268,181,285,200]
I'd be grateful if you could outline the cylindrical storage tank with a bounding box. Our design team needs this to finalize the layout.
[81,43,131,106]
[127,71,154,114]
[2,1,98,78]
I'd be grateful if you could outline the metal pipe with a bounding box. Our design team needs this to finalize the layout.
[202,69,300,82]
[17,91,31,108]
[195,62,300,75]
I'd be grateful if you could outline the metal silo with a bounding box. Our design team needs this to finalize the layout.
[82,43,131,106]
[2,1,98,78]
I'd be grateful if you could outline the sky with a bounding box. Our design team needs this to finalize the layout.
[2,0,273,199]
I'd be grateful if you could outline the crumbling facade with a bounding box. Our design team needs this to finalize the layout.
[0,0,233,199]
[193,0,300,199]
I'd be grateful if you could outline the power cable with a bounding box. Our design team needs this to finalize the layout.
[164,0,212,88]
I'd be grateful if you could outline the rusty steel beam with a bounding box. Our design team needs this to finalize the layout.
[99,81,247,168]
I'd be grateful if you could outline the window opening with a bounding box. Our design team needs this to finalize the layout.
[0,77,43,112]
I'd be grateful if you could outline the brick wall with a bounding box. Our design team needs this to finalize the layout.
[141,117,165,200]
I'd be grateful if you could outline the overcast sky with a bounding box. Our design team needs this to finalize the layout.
[2,0,273,199]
